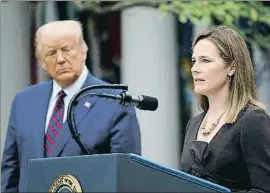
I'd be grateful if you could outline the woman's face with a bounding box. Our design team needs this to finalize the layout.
[191,39,232,96]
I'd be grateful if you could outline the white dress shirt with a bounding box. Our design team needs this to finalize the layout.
[45,65,88,133]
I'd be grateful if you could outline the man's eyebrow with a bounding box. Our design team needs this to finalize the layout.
[45,48,55,53]
[61,45,72,48]
[43,45,55,50]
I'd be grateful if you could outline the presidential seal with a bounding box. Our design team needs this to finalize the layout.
[48,174,82,192]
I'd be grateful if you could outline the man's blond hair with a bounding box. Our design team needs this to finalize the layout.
[35,20,88,60]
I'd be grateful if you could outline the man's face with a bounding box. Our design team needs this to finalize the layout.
[39,33,86,88]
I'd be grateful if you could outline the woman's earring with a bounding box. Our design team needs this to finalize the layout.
[228,75,232,88]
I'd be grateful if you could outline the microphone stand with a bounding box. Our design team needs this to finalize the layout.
[66,84,128,155]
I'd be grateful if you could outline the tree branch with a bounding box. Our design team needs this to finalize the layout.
[74,1,162,14]
[73,1,270,49]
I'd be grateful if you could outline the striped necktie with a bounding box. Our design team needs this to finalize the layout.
[45,90,66,157]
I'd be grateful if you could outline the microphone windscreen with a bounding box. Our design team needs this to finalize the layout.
[140,95,158,111]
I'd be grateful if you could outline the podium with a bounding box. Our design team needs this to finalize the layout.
[26,153,230,192]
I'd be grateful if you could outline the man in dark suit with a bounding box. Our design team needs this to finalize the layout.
[1,20,141,192]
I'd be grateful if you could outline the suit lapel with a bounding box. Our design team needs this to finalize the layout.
[52,73,97,157]
[33,81,53,158]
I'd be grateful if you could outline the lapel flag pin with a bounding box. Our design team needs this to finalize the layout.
[84,101,91,108]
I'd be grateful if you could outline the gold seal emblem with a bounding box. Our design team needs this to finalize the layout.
[48,174,82,192]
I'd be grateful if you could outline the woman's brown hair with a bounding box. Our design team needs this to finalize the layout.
[192,26,267,123]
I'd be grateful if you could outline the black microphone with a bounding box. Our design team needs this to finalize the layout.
[77,92,159,111]
[117,92,158,111]
[67,84,158,156]
[67,84,128,155]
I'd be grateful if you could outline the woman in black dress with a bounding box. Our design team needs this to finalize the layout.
[180,26,270,192]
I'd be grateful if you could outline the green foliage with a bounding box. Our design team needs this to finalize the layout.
[159,1,270,48]
[73,1,270,49]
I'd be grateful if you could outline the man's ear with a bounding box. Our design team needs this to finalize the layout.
[36,51,47,71]
[81,48,87,62]
[39,59,47,71]
[228,61,236,76]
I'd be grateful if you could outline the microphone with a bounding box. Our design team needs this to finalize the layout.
[67,84,158,156]
[67,84,128,155]
[81,92,158,111]
[119,92,158,111]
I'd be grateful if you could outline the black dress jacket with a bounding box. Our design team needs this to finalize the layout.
[180,106,270,192]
